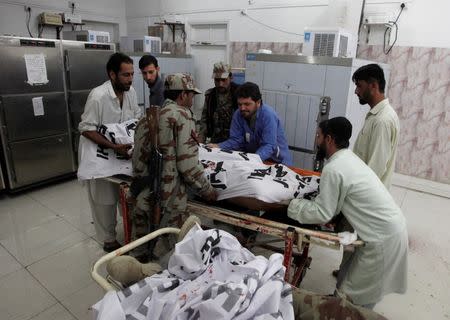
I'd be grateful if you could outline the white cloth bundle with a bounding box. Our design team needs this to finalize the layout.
[77,119,138,180]
[198,145,320,202]
[92,225,294,320]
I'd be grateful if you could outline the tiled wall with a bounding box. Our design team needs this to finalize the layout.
[357,44,450,184]
[228,41,449,184]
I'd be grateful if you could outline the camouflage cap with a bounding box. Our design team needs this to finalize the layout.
[164,73,202,94]
[212,62,232,79]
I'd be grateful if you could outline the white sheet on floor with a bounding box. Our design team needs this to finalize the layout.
[77,119,138,180]
[92,225,294,320]
[198,145,320,202]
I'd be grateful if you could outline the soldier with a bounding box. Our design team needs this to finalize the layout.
[198,62,239,143]
[129,73,217,261]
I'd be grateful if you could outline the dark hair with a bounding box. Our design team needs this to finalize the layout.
[235,82,262,102]
[106,52,133,76]
[352,64,386,93]
[164,90,183,101]
[318,117,352,149]
[139,54,159,69]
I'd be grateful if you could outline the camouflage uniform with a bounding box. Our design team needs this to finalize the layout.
[129,74,215,257]
[199,62,239,143]
[159,74,215,226]
[292,288,387,320]
[129,116,155,255]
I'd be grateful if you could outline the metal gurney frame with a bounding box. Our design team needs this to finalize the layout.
[106,171,363,287]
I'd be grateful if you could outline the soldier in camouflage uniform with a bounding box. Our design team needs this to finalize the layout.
[198,62,239,143]
[129,73,217,260]
[128,111,156,260]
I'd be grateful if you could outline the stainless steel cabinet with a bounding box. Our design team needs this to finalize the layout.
[62,40,115,160]
[0,36,75,190]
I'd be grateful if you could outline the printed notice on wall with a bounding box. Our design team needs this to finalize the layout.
[24,53,49,85]
[32,97,45,116]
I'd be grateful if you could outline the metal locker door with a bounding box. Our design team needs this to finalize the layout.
[285,95,299,146]
[293,95,312,151]
[275,93,287,127]
[0,42,64,94]
[7,134,73,188]
[65,49,112,90]
[1,93,68,141]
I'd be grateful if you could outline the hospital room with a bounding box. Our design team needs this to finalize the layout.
[0,0,448,319]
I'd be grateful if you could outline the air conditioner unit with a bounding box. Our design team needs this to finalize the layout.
[302,28,356,58]
[120,36,161,54]
[63,30,111,43]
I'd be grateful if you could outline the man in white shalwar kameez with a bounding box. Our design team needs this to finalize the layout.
[352,63,400,190]
[79,53,142,252]
[288,117,408,308]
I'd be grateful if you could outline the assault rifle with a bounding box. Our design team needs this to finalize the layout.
[129,106,163,228]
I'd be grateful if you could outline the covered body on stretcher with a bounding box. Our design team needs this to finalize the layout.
[107,147,362,289]
[81,119,361,285]
[91,217,382,320]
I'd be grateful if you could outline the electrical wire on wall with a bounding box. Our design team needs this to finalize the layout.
[25,7,33,37]
[242,10,304,37]
[383,3,405,55]
[38,23,44,38]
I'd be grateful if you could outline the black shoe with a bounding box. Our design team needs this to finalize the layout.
[332,269,339,278]
[103,240,122,253]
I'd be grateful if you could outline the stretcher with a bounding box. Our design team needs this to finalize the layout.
[103,166,363,287]
[91,219,383,320]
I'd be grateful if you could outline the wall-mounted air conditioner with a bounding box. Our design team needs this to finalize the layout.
[63,30,111,43]
[302,28,356,58]
[120,36,162,54]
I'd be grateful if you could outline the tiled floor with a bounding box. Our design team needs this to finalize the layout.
[0,179,449,319]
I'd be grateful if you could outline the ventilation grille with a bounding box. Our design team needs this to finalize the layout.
[96,35,109,43]
[313,33,335,56]
[150,39,160,53]
[134,39,144,52]
[339,35,348,57]
[76,34,87,42]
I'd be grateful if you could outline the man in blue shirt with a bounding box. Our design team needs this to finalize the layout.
[208,82,292,165]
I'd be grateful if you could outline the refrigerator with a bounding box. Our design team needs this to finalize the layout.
[245,53,390,170]
[62,40,115,161]
[0,36,75,191]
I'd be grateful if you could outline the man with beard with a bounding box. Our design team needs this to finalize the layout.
[208,82,292,165]
[79,52,142,252]
[288,117,408,309]
[199,62,239,143]
[139,54,164,107]
[352,64,399,189]
[330,64,400,279]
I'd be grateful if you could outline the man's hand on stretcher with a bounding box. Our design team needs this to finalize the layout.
[207,143,219,149]
[200,188,218,202]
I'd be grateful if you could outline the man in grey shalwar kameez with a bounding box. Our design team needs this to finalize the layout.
[288,117,408,308]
